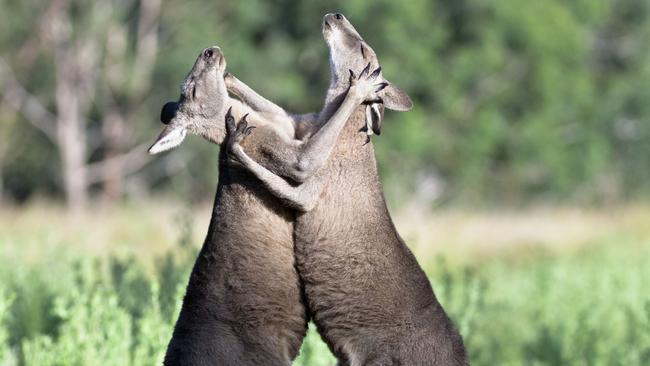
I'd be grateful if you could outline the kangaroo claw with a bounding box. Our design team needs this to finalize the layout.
[369,66,381,80]
[363,135,371,146]
[225,106,235,134]
[237,114,249,131]
[236,121,248,135]
[235,114,248,135]
[232,114,255,143]
[244,126,256,136]
[360,62,371,78]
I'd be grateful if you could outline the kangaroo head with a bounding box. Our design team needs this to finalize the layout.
[322,13,412,134]
[149,46,229,154]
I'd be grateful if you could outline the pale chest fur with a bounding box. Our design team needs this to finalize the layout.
[294,106,390,255]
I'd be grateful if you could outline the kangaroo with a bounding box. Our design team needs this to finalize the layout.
[223,13,469,365]
[149,46,384,365]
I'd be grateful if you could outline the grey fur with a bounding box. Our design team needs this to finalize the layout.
[225,64,386,211]
[225,14,469,366]
[150,45,379,365]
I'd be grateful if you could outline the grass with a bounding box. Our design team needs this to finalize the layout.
[1,201,649,365]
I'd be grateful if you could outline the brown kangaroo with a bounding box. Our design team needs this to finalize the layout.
[149,46,384,365]
[224,13,469,365]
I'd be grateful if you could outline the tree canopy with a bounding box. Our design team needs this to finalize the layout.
[1,0,649,207]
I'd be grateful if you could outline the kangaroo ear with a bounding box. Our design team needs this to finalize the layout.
[380,84,412,111]
[148,124,187,155]
[365,102,384,135]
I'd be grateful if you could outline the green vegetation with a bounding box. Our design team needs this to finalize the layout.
[0,205,648,365]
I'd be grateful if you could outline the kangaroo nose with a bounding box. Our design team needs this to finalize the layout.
[160,101,179,125]
[202,46,221,61]
[334,13,343,20]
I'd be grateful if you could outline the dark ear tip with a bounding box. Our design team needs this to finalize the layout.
[160,101,179,124]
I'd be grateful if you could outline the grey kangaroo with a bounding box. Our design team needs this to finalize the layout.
[149,46,384,365]
[224,13,469,365]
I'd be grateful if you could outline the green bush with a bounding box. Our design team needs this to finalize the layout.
[0,286,17,366]
[0,237,648,365]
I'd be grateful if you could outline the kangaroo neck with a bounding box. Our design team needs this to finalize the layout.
[317,82,349,125]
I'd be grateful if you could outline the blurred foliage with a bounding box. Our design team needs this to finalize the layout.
[0,223,648,365]
[2,0,650,206]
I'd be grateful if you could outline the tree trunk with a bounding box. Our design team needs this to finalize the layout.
[56,80,87,210]
[2,0,160,210]
[98,0,160,204]
[101,107,125,203]
[56,54,88,211]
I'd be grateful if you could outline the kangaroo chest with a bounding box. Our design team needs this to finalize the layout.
[294,108,389,260]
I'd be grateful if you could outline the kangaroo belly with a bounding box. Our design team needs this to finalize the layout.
[166,180,307,366]
[294,110,466,364]
[294,150,416,344]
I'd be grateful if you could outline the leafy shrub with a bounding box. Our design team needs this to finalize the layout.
[0,237,648,365]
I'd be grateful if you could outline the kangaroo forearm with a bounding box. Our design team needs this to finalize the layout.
[251,144,307,184]
[260,94,359,183]
[292,91,361,178]
[231,145,321,211]
[226,75,288,118]
[253,96,358,184]
[228,75,365,186]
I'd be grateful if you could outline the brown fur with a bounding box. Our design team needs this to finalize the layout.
[294,107,468,366]
[224,14,469,365]
[164,154,307,365]
[153,44,378,365]
[152,47,307,366]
